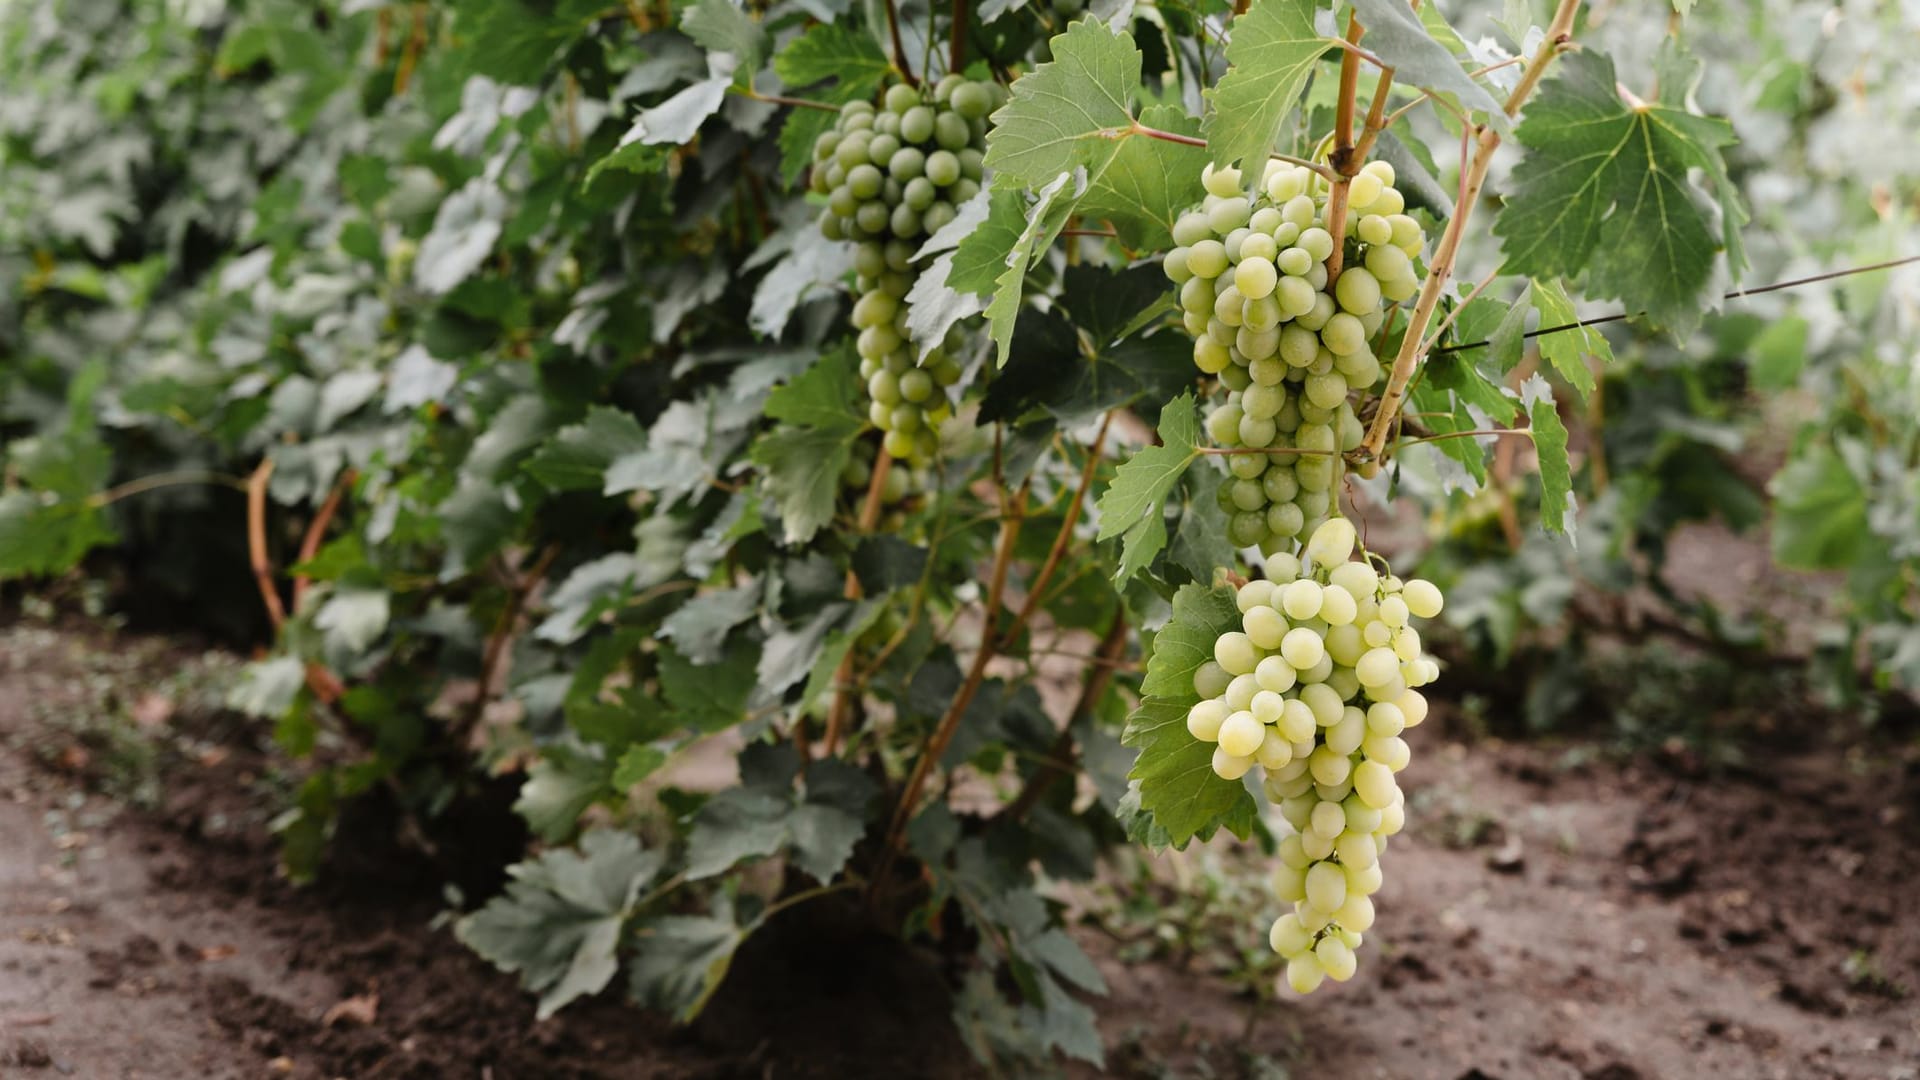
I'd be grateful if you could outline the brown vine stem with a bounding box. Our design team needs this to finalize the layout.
[85,469,247,507]
[1323,14,1366,281]
[1360,0,1584,461]
[996,609,1129,824]
[736,87,842,113]
[1323,36,1389,71]
[822,449,895,757]
[1384,57,1527,128]
[293,469,356,611]
[247,460,286,632]
[456,542,562,746]
[1002,414,1111,649]
[876,477,1030,888]
[950,0,967,73]
[882,0,917,87]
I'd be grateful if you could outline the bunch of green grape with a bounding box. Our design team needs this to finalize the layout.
[1162,158,1428,553]
[840,437,932,529]
[1183,518,1445,993]
[812,77,1000,464]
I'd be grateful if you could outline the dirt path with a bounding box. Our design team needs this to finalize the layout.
[1,620,1916,1080]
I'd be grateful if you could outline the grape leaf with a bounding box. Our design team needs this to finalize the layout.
[659,638,758,732]
[1122,584,1256,848]
[525,406,649,491]
[1769,445,1868,570]
[1407,381,1489,490]
[771,23,891,180]
[947,188,1029,296]
[1521,375,1576,540]
[1348,0,1507,129]
[683,745,876,882]
[1077,104,1209,248]
[1202,0,1328,174]
[629,912,744,1022]
[1529,278,1608,397]
[657,583,760,665]
[1493,50,1746,333]
[903,252,988,361]
[681,0,767,75]
[456,830,663,1020]
[985,170,1083,366]
[1167,468,1237,583]
[1095,393,1203,584]
[982,17,1140,188]
[751,345,866,543]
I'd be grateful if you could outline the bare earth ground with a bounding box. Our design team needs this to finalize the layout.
[1,616,1916,1080]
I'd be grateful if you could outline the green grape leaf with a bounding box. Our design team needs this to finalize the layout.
[1521,375,1576,539]
[947,188,1030,296]
[1494,50,1746,333]
[1769,445,1868,570]
[659,638,759,732]
[1095,393,1203,584]
[771,24,891,181]
[612,745,670,789]
[682,0,767,75]
[1167,467,1237,583]
[1407,382,1488,489]
[1123,584,1256,848]
[456,830,664,1021]
[1529,278,1608,397]
[1348,0,1507,129]
[525,407,649,492]
[752,345,866,543]
[629,911,745,1023]
[982,17,1140,188]
[657,583,760,665]
[1202,0,1328,173]
[683,745,876,882]
[1140,582,1239,700]
[1746,315,1809,392]
[514,747,614,842]
[763,342,865,432]
[1077,104,1209,249]
[985,171,1083,366]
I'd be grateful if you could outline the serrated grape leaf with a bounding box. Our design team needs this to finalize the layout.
[612,745,669,789]
[456,830,663,1020]
[979,272,1194,427]
[1139,582,1238,699]
[1746,315,1808,392]
[985,170,1083,366]
[756,603,848,694]
[657,583,760,664]
[683,747,875,882]
[0,492,113,581]
[1769,445,1867,570]
[525,407,649,491]
[748,215,854,337]
[983,18,1139,188]
[1407,382,1488,490]
[1168,467,1237,582]
[852,535,929,594]
[1202,0,1327,173]
[751,346,865,543]
[946,188,1029,296]
[1124,696,1256,846]
[514,746,614,842]
[1520,375,1576,540]
[1486,285,1531,372]
[535,553,641,644]
[620,73,731,148]
[1349,0,1507,130]
[226,656,307,719]
[1077,104,1209,248]
[681,0,767,74]
[1094,393,1202,584]
[763,342,864,432]
[314,588,390,654]
[659,637,758,732]
[414,179,505,294]
[1529,278,1607,397]
[629,912,744,1023]
[1493,50,1746,333]
[903,252,988,360]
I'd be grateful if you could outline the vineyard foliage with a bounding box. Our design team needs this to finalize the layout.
[2,0,1915,1063]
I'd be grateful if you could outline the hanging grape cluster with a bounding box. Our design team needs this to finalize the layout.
[1183,518,1445,992]
[1161,159,1427,553]
[840,437,930,531]
[812,77,1001,465]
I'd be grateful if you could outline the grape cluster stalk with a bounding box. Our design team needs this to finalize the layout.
[1185,518,1445,992]
[1162,159,1428,552]
[812,77,1002,467]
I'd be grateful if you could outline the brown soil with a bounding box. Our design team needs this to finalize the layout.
[1,619,1916,1080]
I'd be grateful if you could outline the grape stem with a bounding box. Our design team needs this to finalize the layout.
[247,459,287,632]
[1359,0,1584,462]
[1323,36,1389,71]
[1384,57,1528,128]
[881,0,918,87]
[293,468,357,610]
[1123,122,1338,181]
[1323,13,1366,281]
[950,0,967,73]
[86,468,249,508]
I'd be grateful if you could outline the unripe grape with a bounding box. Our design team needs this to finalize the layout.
[1224,672,1259,711]
[1363,733,1411,772]
[1279,625,1326,671]
[1218,710,1266,758]
[1365,701,1405,737]
[1334,892,1375,934]
[1396,689,1428,727]
[1193,660,1231,699]
[1212,746,1254,780]
[1305,861,1348,914]
[1236,579,1277,612]
[1353,760,1397,809]
[1310,799,1346,840]
[1334,266,1382,314]
[1308,745,1352,786]
[1402,578,1444,619]
[1187,699,1230,742]
[1326,707,1366,756]
[1269,911,1312,955]
[1345,860,1383,897]
[1286,952,1327,993]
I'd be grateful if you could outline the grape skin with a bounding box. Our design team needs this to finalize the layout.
[1181,519,1446,993]
[814,78,1001,465]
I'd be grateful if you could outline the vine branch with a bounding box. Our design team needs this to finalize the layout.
[1323,13,1369,280]
[823,448,895,756]
[882,0,917,87]
[1360,0,1584,461]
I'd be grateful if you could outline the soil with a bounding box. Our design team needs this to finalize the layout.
[1,617,1916,1080]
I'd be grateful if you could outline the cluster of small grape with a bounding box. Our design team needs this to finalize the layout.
[840,438,931,530]
[1162,159,1428,553]
[1184,518,1445,993]
[812,77,1001,465]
